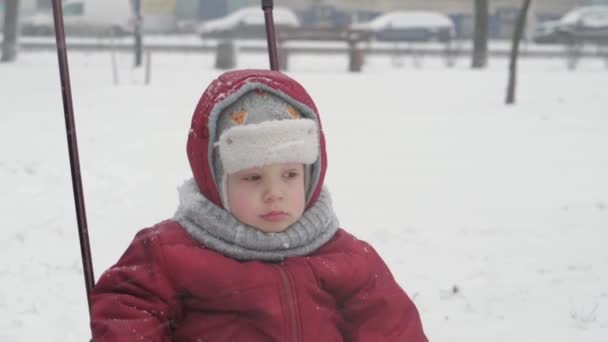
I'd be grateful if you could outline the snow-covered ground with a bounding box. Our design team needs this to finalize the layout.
[1,50,607,341]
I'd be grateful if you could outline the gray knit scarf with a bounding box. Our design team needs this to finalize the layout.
[173,179,339,261]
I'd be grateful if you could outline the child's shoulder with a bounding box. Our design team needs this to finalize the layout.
[132,219,199,247]
[318,228,377,257]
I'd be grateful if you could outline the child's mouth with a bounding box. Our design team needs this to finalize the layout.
[260,211,288,222]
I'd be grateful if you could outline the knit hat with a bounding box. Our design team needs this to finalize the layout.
[212,89,320,210]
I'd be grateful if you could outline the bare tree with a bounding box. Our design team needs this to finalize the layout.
[506,0,532,105]
[1,0,20,62]
[472,0,489,69]
[133,0,143,67]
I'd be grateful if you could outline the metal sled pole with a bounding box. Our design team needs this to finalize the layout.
[51,0,95,315]
[261,0,279,70]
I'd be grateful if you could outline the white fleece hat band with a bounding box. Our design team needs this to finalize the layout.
[216,118,319,174]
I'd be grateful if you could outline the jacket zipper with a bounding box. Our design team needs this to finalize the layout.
[275,264,299,342]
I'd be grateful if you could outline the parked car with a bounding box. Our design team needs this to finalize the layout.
[532,5,608,44]
[350,11,455,42]
[198,6,300,39]
[21,0,135,36]
[532,19,563,44]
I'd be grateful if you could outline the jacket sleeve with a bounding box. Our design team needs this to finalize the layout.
[91,228,181,342]
[340,242,428,342]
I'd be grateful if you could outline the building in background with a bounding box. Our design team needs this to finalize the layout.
[1,0,42,30]
[175,0,247,21]
[206,0,586,38]
[2,0,596,37]
[268,0,581,15]
[583,0,608,5]
[143,0,177,32]
[3,0,180,34]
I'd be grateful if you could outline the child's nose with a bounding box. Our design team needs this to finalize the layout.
[263,182,283,203]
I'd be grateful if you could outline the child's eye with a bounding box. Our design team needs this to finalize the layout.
[284,170,300,179]
[242,175,261,182]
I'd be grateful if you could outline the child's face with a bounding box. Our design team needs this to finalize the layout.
[226,163,306,233]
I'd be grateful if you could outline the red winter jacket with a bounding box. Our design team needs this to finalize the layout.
[91,221,427,341]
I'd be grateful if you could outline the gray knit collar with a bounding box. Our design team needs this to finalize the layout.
[173,179,339,261]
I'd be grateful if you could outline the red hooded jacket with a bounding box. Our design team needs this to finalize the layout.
[91,70,427,341]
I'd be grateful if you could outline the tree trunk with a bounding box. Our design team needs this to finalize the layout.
[1,0,20,62]
[133,0,143,67]
[471,0,488,69]
[506,0,532,105]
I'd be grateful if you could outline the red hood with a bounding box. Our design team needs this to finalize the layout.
[187,69,327,209]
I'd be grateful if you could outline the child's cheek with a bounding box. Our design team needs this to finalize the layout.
[229,191,258,224]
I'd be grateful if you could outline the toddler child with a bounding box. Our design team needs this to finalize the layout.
[91,69,427,342]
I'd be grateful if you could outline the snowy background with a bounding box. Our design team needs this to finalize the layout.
[1,47,607,341]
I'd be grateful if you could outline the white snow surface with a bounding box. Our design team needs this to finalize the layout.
[1,50,607,341]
